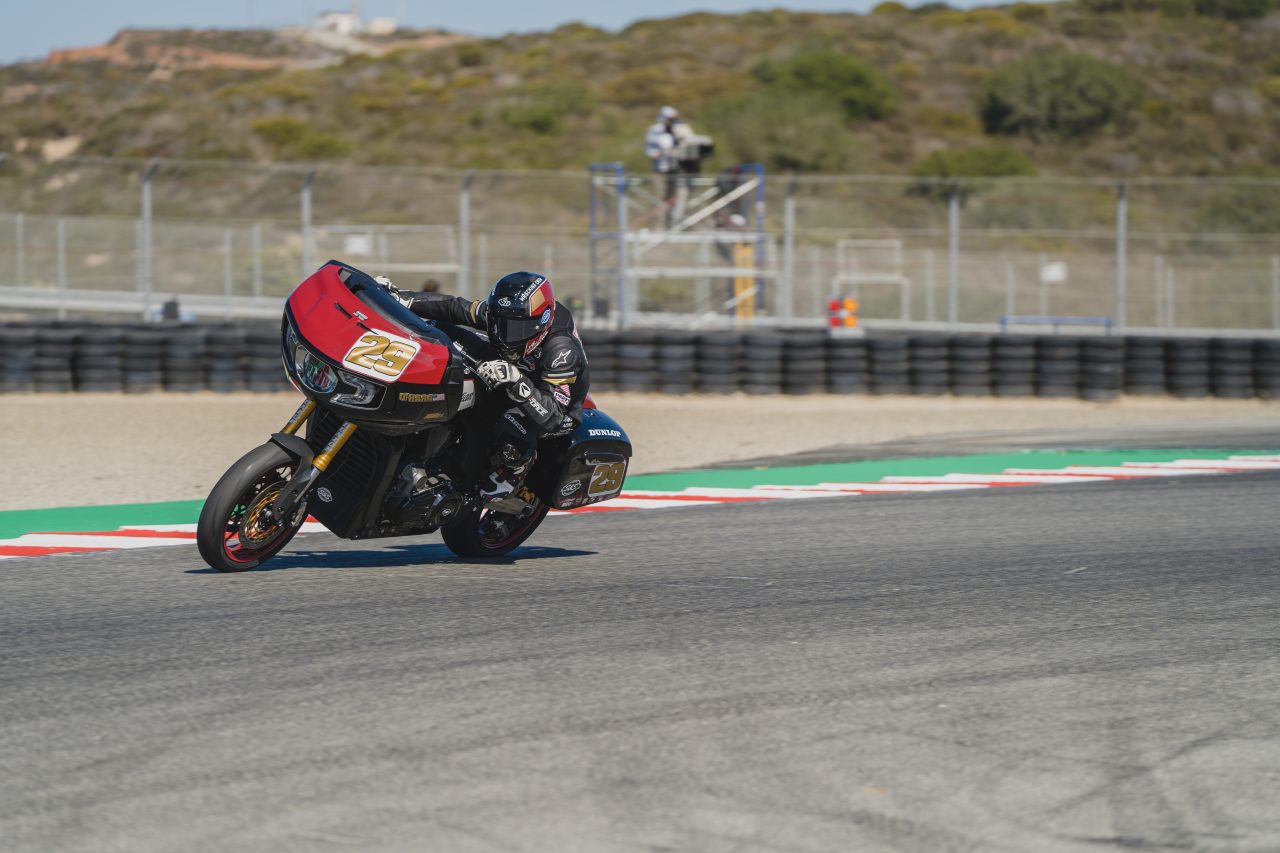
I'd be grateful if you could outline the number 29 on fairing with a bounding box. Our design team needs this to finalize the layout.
[588,462,625,496]
[343,331,421,379]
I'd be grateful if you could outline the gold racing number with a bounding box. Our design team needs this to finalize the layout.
[588,462,626,497]
[343,333,419,378]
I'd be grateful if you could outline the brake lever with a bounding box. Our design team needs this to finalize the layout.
[452,341,495,391]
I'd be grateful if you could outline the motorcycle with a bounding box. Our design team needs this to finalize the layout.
[196,260,632,572]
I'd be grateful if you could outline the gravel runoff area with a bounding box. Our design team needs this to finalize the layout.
[2,392,1279,512]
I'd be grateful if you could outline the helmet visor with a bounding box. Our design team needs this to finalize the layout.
[488,313,547,348]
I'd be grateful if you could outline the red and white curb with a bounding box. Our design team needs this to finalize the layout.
[3,455,1279,561]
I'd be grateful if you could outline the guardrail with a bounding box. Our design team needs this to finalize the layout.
[1,323,1277,401]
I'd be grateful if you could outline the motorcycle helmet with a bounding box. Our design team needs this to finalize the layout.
[486,272,555,360]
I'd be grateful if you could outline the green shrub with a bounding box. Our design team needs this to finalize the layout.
[912,105,983,135]
[908,144,1036,202]
[294,132,352,159]
[1009,3,1050,20]
[250,116,351,159]
[1258,77,1280,104]
[704,91,862,172]
[1192,0,1276,17]
[1078,0,1271,15]
[456,44,485,67]
[497,82,593,136]
[978,53,1143,139]
[602,66,684,108]
[912,144,1037,179]
[250,115,307,147]
[752,50,896,120]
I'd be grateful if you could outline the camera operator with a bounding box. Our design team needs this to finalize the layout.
[644,105,712,227]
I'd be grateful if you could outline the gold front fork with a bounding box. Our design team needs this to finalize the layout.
[281,399,317,435]
[279,398,356,471]
[313,421,357,472]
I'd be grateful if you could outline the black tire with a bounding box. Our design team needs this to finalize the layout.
[442,500,550,559]
[197,442,307,572]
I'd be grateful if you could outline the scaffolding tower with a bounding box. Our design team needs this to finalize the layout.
[587,163,771,328]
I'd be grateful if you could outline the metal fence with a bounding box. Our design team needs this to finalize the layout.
[1,155,1277,334]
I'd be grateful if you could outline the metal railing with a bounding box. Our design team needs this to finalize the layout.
[1,156,1278,334]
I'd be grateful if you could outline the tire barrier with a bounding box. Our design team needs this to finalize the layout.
[0,321,293,394]
[2,322,1280,400]
[1257,340,1280,401]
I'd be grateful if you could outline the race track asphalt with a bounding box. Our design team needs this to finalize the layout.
[3,470,1279,852]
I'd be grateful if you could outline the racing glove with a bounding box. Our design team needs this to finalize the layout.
[477,359,522,387]
[374,275,414,309]
[477,360,538,404]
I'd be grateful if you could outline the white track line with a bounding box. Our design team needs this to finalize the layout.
[622,487,838,500]
[1041,465,1221,477]
[882,473,1110,485]
[0,533,194,550]
[1123,460,1280,471]
[758,482,989,493]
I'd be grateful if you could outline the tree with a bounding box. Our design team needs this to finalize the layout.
[978,53,1143,139]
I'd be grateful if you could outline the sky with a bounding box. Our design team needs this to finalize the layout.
[0,0,959,65]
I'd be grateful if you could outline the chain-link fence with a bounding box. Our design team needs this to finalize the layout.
[1,156,1277,333]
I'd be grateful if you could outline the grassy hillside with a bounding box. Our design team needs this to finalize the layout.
[2,2,1279,177]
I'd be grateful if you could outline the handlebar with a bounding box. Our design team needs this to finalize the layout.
[450,340,497,392]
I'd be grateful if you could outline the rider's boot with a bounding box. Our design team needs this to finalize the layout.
[479,443,535,510]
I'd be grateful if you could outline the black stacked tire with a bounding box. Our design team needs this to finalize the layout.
[0,327,36,393]
[207,326,249,393]
[1123,337,1167,396]
[580,329,617,392]
[31,327,76,392]
[949,336,992,397]
[246,326,290,392]
[1165,338,1210,398]
[616,329,657,392]
[653,330,696,395]
[122,327,166,393]
[1035,337,1080,398]
[1079,337,1123,402]
[826,337,869,395]
[1208,338,1253,399]
[908,335,949,396]
[868,338,910,395]
[1255,339,1280,401]
[992,335,1035,397]
[695,332,741,394]
[782,331,826,395]
[164,327,209,392]
[741,332,785,394]
[73,328,124,392]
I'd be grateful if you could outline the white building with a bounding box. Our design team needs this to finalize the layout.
[314,11,361,35]
[365,17,398,36]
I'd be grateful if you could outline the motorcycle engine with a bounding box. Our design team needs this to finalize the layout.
[391,466,465,529]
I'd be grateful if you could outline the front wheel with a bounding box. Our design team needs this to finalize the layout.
[441,499,550,559]
[197,443,307,572]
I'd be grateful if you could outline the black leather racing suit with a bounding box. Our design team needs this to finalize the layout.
[401,292,590,477]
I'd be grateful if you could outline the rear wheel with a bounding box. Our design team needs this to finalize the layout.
[197,443,307,572]
[441,498,550,559]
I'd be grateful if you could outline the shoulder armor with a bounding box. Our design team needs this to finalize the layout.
[539,335,582,381]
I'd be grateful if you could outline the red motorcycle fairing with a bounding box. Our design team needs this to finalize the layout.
[282,261,470,433]
[287,262,450,387]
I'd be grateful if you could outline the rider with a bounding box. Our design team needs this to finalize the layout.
[381,272,589,501]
